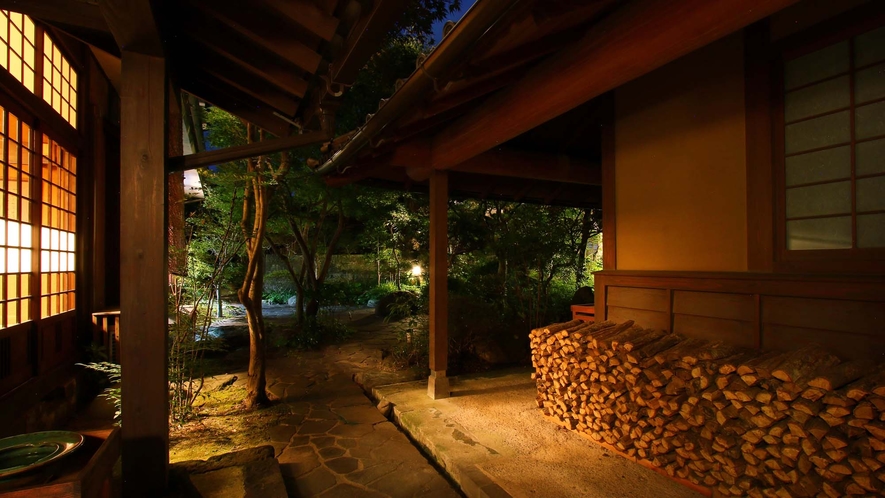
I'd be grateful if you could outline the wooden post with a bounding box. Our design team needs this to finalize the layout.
[119,50,168,496]
[428,169,449,399]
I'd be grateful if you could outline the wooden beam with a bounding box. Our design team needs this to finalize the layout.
[262,0,340,42]
[184,30,309,98]
[0,0,108,31]
[180,81,291,138]
[387,142,601,185]
[330,0,410,84]
[452,148,600,184]
[168,131,329,172]
[98,0,162,56]
[416,64,530,122]
[430,0,800,169]
[188,0,322,74]
[198,66,300,116]
[428,169,449,399]
[328,140,601,187]
[324,159,389,187]
[119,50,167,496]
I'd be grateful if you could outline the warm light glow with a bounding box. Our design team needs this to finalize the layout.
[40,135,76,318]
[411,265,422,277]
[0,11,36,93]
[43,33,76,127]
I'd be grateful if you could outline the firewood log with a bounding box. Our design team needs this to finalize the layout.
[770,345,840,384]
[808,359,877,392]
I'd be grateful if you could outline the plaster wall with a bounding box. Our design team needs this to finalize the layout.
[614,33,748,272]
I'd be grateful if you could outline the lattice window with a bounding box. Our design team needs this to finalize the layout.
[40,134,75,318]
[42,33,76,128]
[782,25,885,250]
[0,107,35,327]
[0,11,36,94]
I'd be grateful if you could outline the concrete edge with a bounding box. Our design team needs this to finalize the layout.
[368,382,512,498]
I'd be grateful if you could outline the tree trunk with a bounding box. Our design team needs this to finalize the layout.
[237,126,283,409]
[575,209,593,288]
[376,240,381,286]
[306,298,319,318]
[295,286,305,325]
[242,247,269,408]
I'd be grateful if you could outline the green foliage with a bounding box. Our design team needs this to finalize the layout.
[385,300,429,369]
[263,287,292,305]
[77,362,121,424]
[319,280,369,306]
[360,282,399,303]
[167,188,241,423]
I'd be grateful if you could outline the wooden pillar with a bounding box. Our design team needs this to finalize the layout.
[428,169,450,399]
[167,82,186,276]
[119,50,168,496]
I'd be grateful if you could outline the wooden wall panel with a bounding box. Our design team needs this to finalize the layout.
[608,306,669,332]
[0,326,32,396]
[764,325,885,361]
[762,296,885,336]
[673,314,757,348]
[607,287,668,312]
[673,290,754,321]
[594,271,885,361]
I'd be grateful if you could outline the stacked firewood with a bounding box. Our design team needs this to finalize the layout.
[530,319,885,497]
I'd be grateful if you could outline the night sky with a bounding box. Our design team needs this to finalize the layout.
[430,1,477,45]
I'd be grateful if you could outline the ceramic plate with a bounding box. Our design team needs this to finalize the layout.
[0,431,84,479]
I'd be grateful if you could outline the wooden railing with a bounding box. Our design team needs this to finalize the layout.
[92,310,121,363]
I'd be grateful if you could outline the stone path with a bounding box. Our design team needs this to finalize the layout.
[180,307,460,498]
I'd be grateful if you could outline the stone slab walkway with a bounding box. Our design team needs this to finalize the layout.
[172,308,459,498]
[268,371,458,497]
[373,368,702,498]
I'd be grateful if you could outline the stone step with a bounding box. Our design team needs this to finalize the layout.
[170,446,288,498]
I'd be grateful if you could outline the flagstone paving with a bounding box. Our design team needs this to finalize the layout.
[208,307,460,497]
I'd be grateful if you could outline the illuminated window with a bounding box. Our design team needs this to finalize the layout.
[40,135,75,318]
[42,34,76,128]
[0,107,35,327]
[781,25,885,251]
[0,11,36,94]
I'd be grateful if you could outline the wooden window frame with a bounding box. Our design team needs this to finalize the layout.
[0,16,82,398]
[749,3,885,274]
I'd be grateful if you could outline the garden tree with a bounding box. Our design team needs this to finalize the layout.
[574,208,602,288]
[264,23,444,314]
[199,110,294,408]
[265,170,349,324]
[237,128,291,407]
[448,200,590,329]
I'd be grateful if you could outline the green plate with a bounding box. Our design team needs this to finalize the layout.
[0,431,84,479]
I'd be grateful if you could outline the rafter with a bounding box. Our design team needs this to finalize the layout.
[262,0,340,42]
[189,0,322,74]
[183,22,309,97]
[330,0,410,84]
[195,66,300,116]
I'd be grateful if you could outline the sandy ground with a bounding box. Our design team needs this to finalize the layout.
[376,369,703,498]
